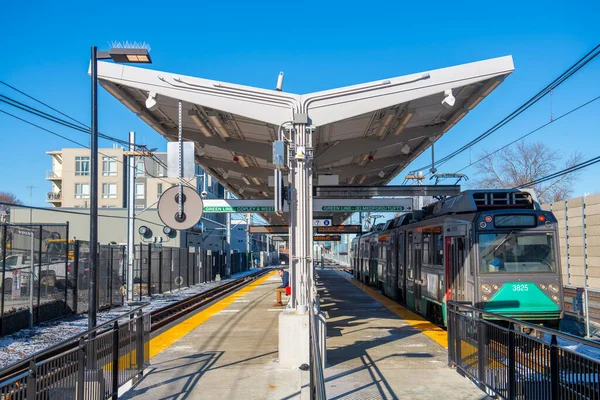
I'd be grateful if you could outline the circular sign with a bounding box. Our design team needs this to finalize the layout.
[323,220,331,226]
[158,186,203,230]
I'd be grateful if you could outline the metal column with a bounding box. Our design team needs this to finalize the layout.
[126,131,136,301]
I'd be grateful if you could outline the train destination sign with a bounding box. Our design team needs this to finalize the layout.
[314,235,341,242]
[315,225,362,234]
[202,199,412,213]
[313,198,413,212]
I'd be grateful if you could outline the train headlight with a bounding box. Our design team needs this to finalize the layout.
[479,221,487,229]
[481,284,492,295]
[545,221,552,228]
[482,295,489,301]
[540,284,547,290]
[492,284,499,291]
[552,295,559,302]
[548,283,559,293]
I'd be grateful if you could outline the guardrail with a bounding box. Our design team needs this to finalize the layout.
[0,305,150,399]
[447,301,600,400]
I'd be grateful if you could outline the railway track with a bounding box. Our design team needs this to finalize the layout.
[0,268,272,389]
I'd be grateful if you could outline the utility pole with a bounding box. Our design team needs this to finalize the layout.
[126,131,136,302]
[225,190,231,276]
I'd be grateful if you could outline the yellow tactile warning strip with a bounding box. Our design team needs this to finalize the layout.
[335,271,448,348]
[149,271,277,358]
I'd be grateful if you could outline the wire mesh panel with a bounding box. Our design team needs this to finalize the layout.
[0,371,27,399]
[161,248,173,293]
[34,347,80,399]
[150,247,161,295]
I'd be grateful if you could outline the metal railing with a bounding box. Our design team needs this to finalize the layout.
[448,301,600,400]
[46,170,62,179]
[0,305,150,399]
[46,192,62,201]
[309,294,326,400]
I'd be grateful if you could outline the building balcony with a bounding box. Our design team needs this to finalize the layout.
[46,192,62,202]
[46,170,62,180]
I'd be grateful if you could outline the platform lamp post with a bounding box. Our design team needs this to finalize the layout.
[89,46,151,331]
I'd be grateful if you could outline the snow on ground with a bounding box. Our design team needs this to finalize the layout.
[0,268,267,369]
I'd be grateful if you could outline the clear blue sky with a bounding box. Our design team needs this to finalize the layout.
[1,0,599,207]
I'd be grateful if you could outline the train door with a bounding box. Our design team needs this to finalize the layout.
[388,233,397,300]
[396,231,404,303]
[445,224,468,303]
[414,234,423,313]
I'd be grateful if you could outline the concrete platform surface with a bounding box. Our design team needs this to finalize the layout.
[121,271,305,400]
[319,269,489,400]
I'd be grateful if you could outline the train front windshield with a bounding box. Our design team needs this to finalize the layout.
[479,232,557,274]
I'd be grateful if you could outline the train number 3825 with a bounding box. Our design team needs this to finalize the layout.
[512,284,529,292]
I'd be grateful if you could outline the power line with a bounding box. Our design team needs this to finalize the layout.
[0,201,164,229]
[0,79,88,129]
[455,93,600,173]
[0,107,195,189]
[515,155,600,189]
[413,44,600,172]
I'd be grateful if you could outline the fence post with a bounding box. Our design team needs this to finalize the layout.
[26,360,36,400]
[147,244,152,298]
[1,225,7,332]
[477,313,486,384]
[169,248,172,293]
[138,243,143,301]
[508,323,516,400]
[136,310,144,376]
[36,226,43,324]
[447,303,454,366]
[187,251,190,288]
[65,222,70,314]
[158,249,163,294]
[73,241,80,315]
[550,334,559,400]
[77,338,85,400]
[112,321,119,400]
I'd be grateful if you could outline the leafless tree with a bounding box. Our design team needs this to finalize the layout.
[0,191,23,213]
[471,141,583,204]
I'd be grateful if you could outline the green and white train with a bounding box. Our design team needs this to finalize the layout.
[350,189,563,329]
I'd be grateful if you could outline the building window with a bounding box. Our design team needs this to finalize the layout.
[75,183,89,199]
[75,156,89,176]
[102,156,117,176]
[157,183,163,198]
[135,183,145,199]
[135,160,145,177]
[157,164,166,177]
[102,183,117,198]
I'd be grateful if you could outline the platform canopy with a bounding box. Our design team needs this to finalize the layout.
[97,56,513,224]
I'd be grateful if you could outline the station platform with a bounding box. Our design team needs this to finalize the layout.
[318,269,487,399]
[121,268,486,399]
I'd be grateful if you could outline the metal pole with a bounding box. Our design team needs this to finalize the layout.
[28,186,34,328]
[89,46,99,330]
[226,191,231,276]
[582,196,590,337]
[127,131,136,302]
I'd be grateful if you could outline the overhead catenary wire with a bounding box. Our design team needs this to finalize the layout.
[412,44,600,172]
[454,93,600,173]
[515,155,600,189]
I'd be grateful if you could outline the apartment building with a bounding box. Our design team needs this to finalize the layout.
[46,148,179,209]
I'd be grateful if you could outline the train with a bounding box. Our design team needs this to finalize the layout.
[350,189,564,330]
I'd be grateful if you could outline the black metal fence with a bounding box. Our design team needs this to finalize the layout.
[1,222,254,335]
[447,301,600,399]
[0,223,70,335]
[0,306,150,399]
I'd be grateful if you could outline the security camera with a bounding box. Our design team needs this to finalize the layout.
[201,190,208,198]
[146,92,159,111]
[441,89,455,108]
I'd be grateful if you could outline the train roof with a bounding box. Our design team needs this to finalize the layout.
[423,189,539,218]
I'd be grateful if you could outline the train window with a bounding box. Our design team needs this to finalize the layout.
[432,232,444,265]
[398,233,404,267]
[422,233,430,265]
[478,232,556,273]
[407,240,413,280]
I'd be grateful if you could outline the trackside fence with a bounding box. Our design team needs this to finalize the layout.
[0,306,150,399]
[447,301,600,399]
